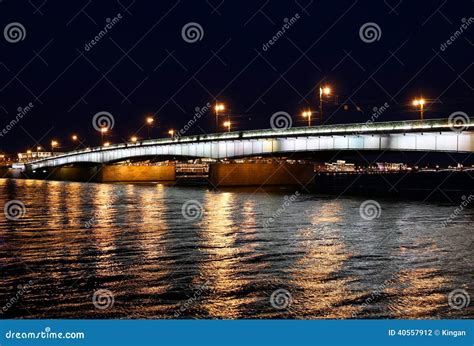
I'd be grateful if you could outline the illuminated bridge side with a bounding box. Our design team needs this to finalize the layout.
[27,119,474,170]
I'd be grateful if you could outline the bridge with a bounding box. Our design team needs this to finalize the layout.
[27,118,473,170]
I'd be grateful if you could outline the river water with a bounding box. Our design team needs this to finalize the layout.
[0,178,472,319]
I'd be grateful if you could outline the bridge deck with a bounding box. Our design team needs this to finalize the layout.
[27,118,473,169]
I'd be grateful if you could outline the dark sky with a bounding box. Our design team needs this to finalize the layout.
[0,0,472,152]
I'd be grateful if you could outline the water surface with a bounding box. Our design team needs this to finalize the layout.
[0,179,472,319]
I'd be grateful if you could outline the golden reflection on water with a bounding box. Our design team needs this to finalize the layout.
[200,191,242,318]
[292,201,360,318]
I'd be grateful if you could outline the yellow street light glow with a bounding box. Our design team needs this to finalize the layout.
[27,150,32,154]
[215,103,225,112]
[322,86,331,95]
[131,136,138,143]
[72,134,78,141]
[103,142,110,147]
[37,146,42,151]
[413,98,425,106]
[146,116,154,124]
[223,120,231,132]
[51,140,58,147]
[168,129,175,137]
[100,127,108,133]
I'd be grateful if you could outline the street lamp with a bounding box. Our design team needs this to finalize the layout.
[301,110,312,127]
[71,134,78,141]
[100,127,108,144]
[103,142,110,147]
[146,116,154,139]
[319,85,331,124]
[214,102,225,132]
[412,98,426,121]
[168,129,175,138]
[223,120,231,132]
[130,136,138,143]
[51,140,58,154]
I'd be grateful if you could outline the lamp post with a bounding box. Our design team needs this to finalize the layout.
[412,98,426,121]
[51,140,58,154]
[214,102,225,132]
[301,110,312,127]
[100,127,108,145]
[168,129,175,138]
[223,120,231,132]
[130,136,138,143]
[146,116,154,139]
[319,85,331,124]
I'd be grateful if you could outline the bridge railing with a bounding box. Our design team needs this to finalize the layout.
[27,118,466,165]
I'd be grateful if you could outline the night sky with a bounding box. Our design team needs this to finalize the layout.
[0,0,472,152]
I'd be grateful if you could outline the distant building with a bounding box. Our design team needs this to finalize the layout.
[375,162,408,172]
[17,151,55,162]
[316,160,356,172]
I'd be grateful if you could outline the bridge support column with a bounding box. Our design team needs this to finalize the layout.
[208,162,314,187]
[24,164,176,183]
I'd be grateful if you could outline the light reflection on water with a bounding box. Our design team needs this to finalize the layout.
[0,178,472,319]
